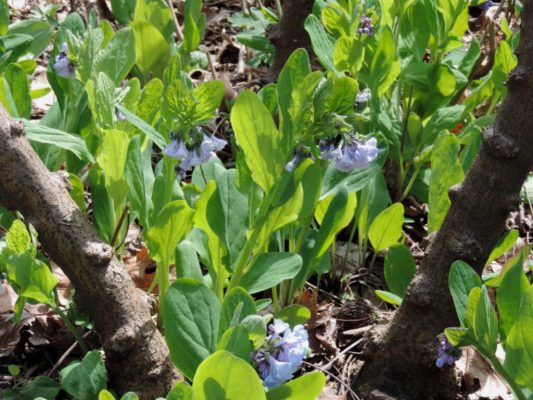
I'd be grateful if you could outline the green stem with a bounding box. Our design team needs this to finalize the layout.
[400,165,422,201]
[484,352,527,400]
[158,262,170,328]
[272,285,279,313]
[368,250,379,272]
[54,305,89,353]
[275,0,283,16]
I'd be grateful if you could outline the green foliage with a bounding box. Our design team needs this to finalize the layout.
[60,351,107,400]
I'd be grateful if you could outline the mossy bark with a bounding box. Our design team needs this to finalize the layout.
[353,4,533,399]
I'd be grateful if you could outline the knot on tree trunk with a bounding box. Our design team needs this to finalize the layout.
[483,127,520,160]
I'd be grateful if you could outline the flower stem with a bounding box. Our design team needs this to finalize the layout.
[54,305,89,353]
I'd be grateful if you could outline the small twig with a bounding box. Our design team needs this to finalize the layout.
[302,361,361,400]
[206,51,218,80]
[111,204,129,248]
[343,325,373,337]
[167,0,184,41]
[323,337,365,371]
[47,329,94,377]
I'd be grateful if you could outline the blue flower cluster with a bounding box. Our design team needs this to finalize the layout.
[357,15,374,36]
[436,335,462,368]
[252,319,310,387]
[320,136,378,172]
[53,43,76,79]
[164,130,227,177]
[356,88,372,106]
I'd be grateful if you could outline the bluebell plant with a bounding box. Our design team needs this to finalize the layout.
[357,15,374,36]
[164,128,227,177]
[251,319,310,387]
[436,334,462,368]
[320,135,378,172]
[53,43,76,79]
[355,88,372,106]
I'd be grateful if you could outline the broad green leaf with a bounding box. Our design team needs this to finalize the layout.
[131,19,169,81]
[304,14,337,73]
[449,260,482,327]
[183,0,206,54]
[0,0,8,36]
[175,241,203,281]
[314,190,356,257]
[465,287,481,330]
[368,27,400,95]
[164,278,220,379]
[421,105,465,148]
[486,229,519,266]
[497,252,530,340]
[25,122,94,162]
[119,393,139,400]
[384,244,416,297]
[216,325,252,362]
[6,220,30,254]
[136,78,164,126]
[192,80,225,124]
[4,64,31,118]
[6,253,58,306]
[99,390,115,400]
[192,350,265,400]
[241,315,267,349]
[60,351,107,400]
[96,129,130,206]
[289,71,323,142]
[89,168,116,243]
[474,286,498,353]
[146,200,194,268]
[368,203,404,252]
[125,136,154,228]
[111,0,137,24]
[134,0,173,41]
[231,90,283,192]
[275,304,311,327]
[266,371,326,400]
[503,286,533,390]
[428,133,464,233]
[240,253,302,295]
[167,382,193,400]
[8,19,51,57]
[93,27,136,85]
[334,36,364,76]
[20,376,61,400]
[444,327,472,347]
[206,170,248,269]
[86,73,115,129]
[375,290,402,306]
[320,162,381,199]
[485,246,532,288]
[219,287,257,336]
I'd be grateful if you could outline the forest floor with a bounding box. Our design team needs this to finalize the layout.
[1,1,532,399]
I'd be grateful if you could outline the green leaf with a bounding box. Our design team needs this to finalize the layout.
[131,19,169,81]
[320,163,381,199]
[4,64,31,118]
[192,80,225,124]
[240,253,302,295]
[334,36,364,76]
[99,390,116,400]
[486,229,519,266]
[367,27,400,95]
[241,315,267,349]
[115,105,167,149]
[167,382,193,400]
[384,244,416,297]
[6,253,58,306]
[428,133,464,233]
[219,287,257,336]
[231,90,284,192]
[183,0,206,54]
[275,304,311,327]
[216,325,252,362]
[474,286,498,353]
[368,203,404,252]
[146,200,194,268]
[125,136,154,229]
[20,376,61,400]
[110,0,137,24]
[206,170,248,269]
[449,260,482,327]
[119,393,139,400]
[497,252,530,340]
[444,327,472,347]
[6,220,30,254]
[60,351,107,400]
[96,129,130,206]
[192,350,266,400]
[266,371,326,400]
[164,278,220,379]
[134,0,173,41]
[503,286,533,391]
[0,0,8,36]
[8,19,51,57]
[175,241,203,281]
[304,14,337,73]
[24,121,95,163]
[375,290,402,306]
[93,27,136,85]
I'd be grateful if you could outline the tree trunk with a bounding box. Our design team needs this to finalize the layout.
[0,106,178,399]
[353,4,533,399]
[268,0,315,81]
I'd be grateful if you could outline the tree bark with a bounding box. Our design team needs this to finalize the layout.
[353,4,533,399]
[0,106,178,398]
[268,0,315,81]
